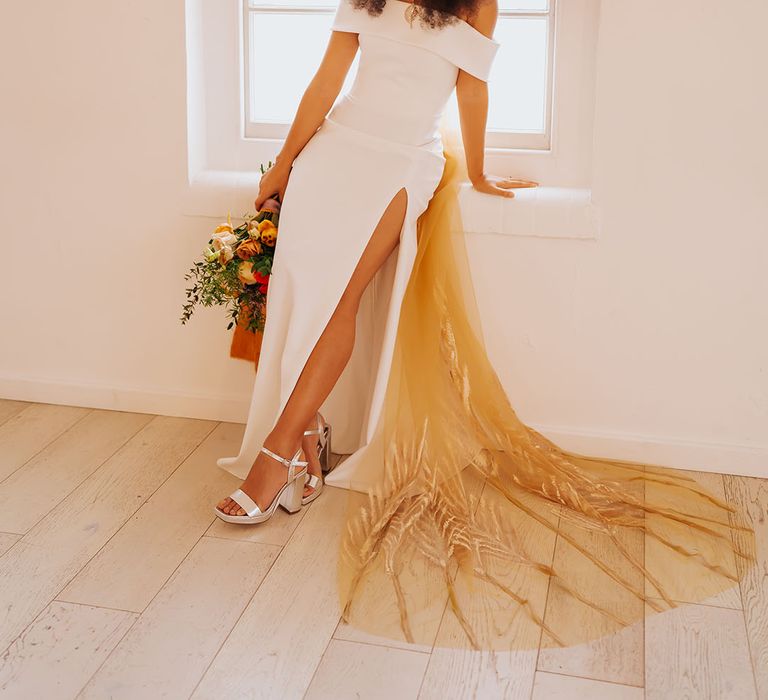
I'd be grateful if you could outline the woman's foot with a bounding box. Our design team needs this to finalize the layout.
[215,434,305,517]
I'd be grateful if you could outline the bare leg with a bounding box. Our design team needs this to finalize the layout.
[217,188,409,515]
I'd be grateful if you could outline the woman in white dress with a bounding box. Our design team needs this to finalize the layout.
[214,0,530,520]
[212,0,753,650]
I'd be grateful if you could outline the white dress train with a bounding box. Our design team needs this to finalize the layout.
[216,0,499,492]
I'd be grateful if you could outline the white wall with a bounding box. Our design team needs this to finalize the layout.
[1,0,766,475]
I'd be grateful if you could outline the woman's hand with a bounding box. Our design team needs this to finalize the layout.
[470,174,539,198]
[254,160,293,211]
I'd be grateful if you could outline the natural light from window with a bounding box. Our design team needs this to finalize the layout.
[244,0,554,149]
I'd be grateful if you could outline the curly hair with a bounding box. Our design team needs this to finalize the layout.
[350,0,481,30]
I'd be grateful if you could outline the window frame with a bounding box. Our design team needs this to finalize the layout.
[242,0,557,150]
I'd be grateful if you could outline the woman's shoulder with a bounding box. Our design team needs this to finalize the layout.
[458,0,498,41]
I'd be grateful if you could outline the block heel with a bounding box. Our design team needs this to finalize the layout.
[279,470,305,513]
[302,412,331,505]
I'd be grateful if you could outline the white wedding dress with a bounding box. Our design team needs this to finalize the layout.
[213,1,756,653]
[217,0,499,491]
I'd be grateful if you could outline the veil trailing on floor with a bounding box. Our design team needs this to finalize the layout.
[336,124,757,651]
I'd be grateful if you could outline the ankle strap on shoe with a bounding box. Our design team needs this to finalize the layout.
[261,445,309,470]
[303,413,323,436]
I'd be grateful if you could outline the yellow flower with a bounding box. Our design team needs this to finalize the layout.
[214,212,235,235]
[259,220,277,246]
[237,261,259,285]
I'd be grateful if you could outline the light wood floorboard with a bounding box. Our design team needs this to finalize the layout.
[0,600,136,700]
[305,639,429,700]
[724,474,768,699]
[59,421,246,611]
[531,671,644,699]
[77,537,279,700]
[0,409,153,534]
[0,401,763,699]
[0,414,216,652]
[0,399,32,426]
[0,402,90,482]
[190,485,349,699]
[0,532,21,555]
[644,599,757,699]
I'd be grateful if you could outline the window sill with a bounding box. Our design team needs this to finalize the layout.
[182,170,598,241]
[457,183,598,240]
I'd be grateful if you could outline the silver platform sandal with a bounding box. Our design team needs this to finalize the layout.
[302,412,332,506]
[213,445,308,524]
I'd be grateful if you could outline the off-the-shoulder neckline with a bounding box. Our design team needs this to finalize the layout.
[388,0,501,46]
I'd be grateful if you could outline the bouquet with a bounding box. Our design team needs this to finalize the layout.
[180,163,280,336]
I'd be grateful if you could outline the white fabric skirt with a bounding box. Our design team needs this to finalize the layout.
[216,115,446,491]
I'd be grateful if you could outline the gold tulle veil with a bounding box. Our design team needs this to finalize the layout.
[336,123,756,651]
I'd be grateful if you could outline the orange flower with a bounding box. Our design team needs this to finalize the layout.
[236,239,263,260]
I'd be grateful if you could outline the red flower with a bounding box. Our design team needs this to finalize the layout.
[253,270,269,294]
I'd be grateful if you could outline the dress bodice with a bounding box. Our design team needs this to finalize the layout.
[327,0,499,146]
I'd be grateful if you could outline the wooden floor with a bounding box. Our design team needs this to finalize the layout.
[0,400,765,699]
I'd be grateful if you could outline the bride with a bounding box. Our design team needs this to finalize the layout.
[211,0,752,650]
[214,0,534,521]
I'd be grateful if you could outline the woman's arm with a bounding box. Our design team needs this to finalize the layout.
[254,31,359,209]
[457,0,537,197]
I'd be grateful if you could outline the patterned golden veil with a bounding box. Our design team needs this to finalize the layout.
[336,125,757,651]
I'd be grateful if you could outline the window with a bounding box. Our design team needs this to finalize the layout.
[244,0,556,149]
[184,0,598,201]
